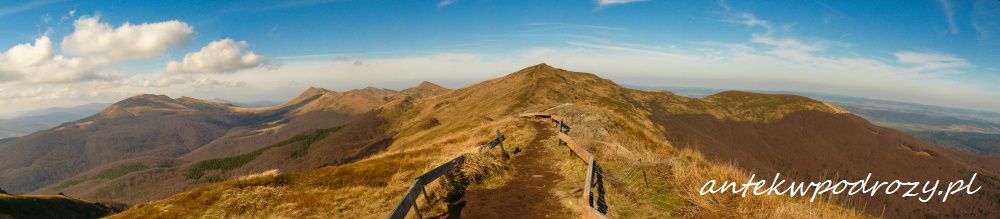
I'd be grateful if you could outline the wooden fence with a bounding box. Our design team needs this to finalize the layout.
[520,112,610,219]
[387,132,506,219]
[388,113,609,219]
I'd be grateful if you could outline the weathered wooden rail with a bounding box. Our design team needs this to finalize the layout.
[389,113,608,219]
[388,132,506,219]
[520,112,610,219]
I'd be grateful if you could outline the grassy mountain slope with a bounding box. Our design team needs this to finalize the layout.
[0,85,417,205]
[33,83,446,205]
[0,95,236,195]
[0,103,108,139]
[117,64,878,218]
[0,192,126,219]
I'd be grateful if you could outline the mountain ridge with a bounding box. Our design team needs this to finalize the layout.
[2,64,995,218]
[0,82,427,196]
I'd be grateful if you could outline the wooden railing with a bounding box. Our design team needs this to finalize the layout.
[389,113,609,219]
[388,156,465,219]
[388,132,506,219]
[520,112,610,219]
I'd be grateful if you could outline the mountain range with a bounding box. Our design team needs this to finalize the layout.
[640,85,1000,155]
[0,103,108,139]
[1,64,997,218]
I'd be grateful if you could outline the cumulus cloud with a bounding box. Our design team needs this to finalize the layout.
[0,15,272,114]
[0,36,117,84]
[166,39,264,74]
[1,36,54,68]
[597,0,647,7]
[0,15,198,84]
[61,16,193,61]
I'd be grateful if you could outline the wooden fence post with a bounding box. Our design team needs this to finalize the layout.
[410,197,423,219]
[422,189,431,204]
[498,142,510,158]
[639,159,649,188]
[583,157,595,207]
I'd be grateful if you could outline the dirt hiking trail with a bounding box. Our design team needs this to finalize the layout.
[453,121,575,218]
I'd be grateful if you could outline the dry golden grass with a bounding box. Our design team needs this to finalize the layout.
[114,64,871,218]
[537,99,870,218]
[114,116,534,218]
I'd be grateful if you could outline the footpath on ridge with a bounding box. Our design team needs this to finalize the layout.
[456,121,575,218]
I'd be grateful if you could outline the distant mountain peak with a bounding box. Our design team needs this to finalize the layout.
[508,63,565,78]
[669,90,850,122]
[347,86,397,95]
[128,94,172,101]
[280,87,335,108]
[529,62,555,70]
[98,94,238,118]
[416,81,442,89]
[301,87,333,97]
[111,94,185,110]
[401,81,449,98]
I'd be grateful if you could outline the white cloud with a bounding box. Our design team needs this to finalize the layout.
[0,15,270,114]
[749,33,824,61]
[59,9,75,24]
[1,43,997,115]
[597,0,647,7]
[128,75,246,88]
[61,16,193,61]
[723,12,826,61]
[894,51,969,72]
[0,15,200,84]
[726,12,772,32]
[0,36,117,84]
[437,0,455,8]
[938,0,958,34]
[1,36,54,68]
[0,0,62,17]
[166,39,264,74]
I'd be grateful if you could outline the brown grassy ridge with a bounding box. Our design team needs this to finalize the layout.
[112,117,537,218]
[537,100,867,218]
[0,193,126,218]
[114,64,869,218]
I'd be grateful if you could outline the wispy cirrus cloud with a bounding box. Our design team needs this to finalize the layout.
[813,0,846,24]
[0,0,64,17]
[723,12,773,32]
[894,51,969,72]
[526,22,628,32]
[938,0,959,34]
[437,0,456,8]
[597,0,648,7]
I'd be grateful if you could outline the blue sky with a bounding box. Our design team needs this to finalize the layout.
[0,0,998,114]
